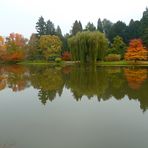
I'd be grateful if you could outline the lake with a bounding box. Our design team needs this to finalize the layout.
[0,65,148,148]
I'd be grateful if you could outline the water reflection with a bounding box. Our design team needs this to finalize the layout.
[0,65,148,111]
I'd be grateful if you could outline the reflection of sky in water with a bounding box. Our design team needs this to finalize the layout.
[0,66,148,148]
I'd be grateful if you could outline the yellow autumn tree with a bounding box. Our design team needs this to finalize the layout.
[39,35,62,61]
[125,39,147,62]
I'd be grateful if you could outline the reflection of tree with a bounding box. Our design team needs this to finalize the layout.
[0,65,148,112]
[105,70,126,100]
[6,65,30,92]
[124,68,147,90]
[38,90,57,105]
[0,65,29,92]
[0,76,7,90]
[66,66,148,112]
[62,66,73,74]
[66,66,109,101]
[5,65,27,74]
[30,67,64,104]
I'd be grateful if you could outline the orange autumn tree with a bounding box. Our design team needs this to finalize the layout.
[124,68,147,90]
[0,36,6,60]
[0,36,5,50]
[1,33,27,62]
[125,39,147,62]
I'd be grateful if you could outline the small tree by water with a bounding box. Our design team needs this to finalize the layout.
[125,39,147,62]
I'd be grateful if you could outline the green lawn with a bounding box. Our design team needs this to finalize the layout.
[96,61,148,66]
[15,60,148,67]
[17,60,76,66]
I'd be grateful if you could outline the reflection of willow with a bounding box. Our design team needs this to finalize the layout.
[124,68,147,90]
[30,67,64,104]
[66,66,109,101]
[105,70,126,100]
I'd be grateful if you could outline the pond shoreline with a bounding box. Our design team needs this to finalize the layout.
[1,61,148,67]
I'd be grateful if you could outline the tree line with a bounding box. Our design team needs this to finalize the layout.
[0,8,148,63]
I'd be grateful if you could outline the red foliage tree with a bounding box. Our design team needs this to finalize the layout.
[125,39,147,62]
[1,33,27,62]
[62,51,72,61]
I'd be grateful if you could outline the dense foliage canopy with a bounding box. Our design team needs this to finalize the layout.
[68,31,108,63]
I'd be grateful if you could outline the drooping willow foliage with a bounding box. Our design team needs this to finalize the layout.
[68,31,108,64]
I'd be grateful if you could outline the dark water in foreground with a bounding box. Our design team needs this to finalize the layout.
[0,65,148,148]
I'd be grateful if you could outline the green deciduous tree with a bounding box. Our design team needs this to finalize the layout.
[108,36,126,59]
[28,33,43,60]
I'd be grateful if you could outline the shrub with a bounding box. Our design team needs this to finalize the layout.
[105,54,121,61]
[55,57,62,63]
[62,51,72,61]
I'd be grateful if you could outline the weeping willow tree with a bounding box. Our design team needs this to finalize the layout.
[68,31,108,64]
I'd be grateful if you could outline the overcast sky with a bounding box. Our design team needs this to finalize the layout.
[0,0,148,38]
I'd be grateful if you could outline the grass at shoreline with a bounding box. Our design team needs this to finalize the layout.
[96,61,148,66]
[1,60,148,67]
[17,60,76,66]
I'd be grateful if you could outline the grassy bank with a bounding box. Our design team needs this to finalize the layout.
[96,61,148,66]
[17,60,76,66]
[2,60,148,67]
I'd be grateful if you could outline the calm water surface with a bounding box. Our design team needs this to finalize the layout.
[0,65,148,148]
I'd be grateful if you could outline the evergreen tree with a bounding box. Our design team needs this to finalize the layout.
[62,33,70,52]
[79,21,83,31]
[71,20,83,35]
[46,20,55,35]
[97,18,103,32]
[142,28,148,47]
[56,25,62,37]
[102,19,113,38]
[85,22,96,31]
[36,16,46,36]
[108,21,127,43]
[141,8,148,28]
[127,19,142,41]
